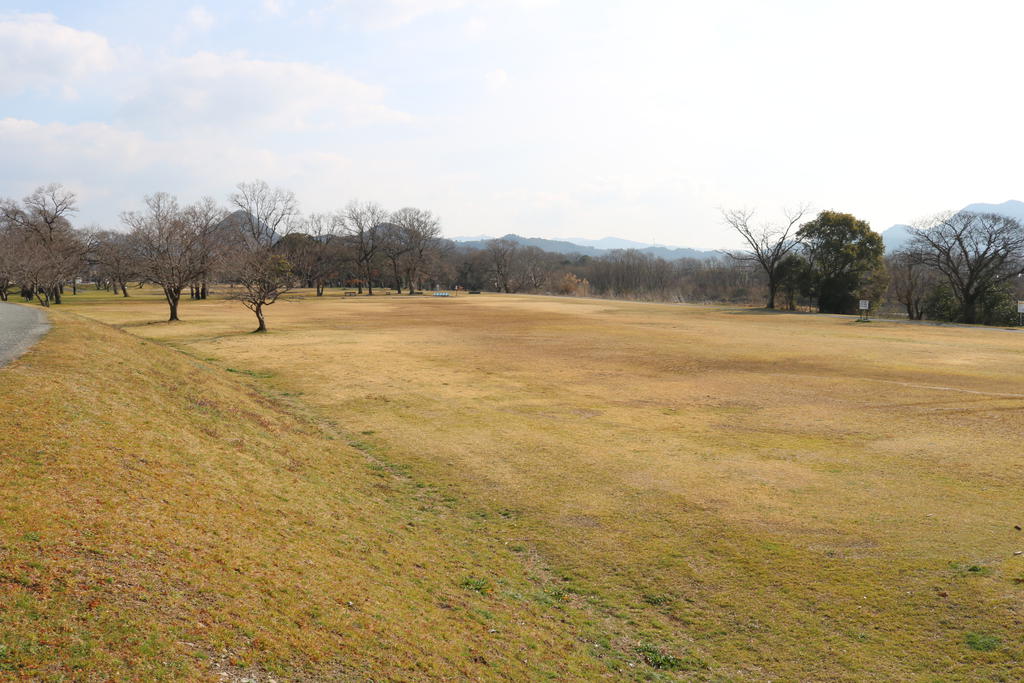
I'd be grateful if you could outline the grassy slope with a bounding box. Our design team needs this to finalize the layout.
[0,309,649,681]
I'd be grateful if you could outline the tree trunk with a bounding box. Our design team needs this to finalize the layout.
[253,303,267,333]
[52,287,62,305]
[961,294,978,324]
[165,287,181,321]
[72,280,77,295]
[391,261,403,294]
[121,282,129,297]
[765,276,777,309]
[316,282,324,296]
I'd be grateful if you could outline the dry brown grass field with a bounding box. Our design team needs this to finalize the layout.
[4,287,1024,680]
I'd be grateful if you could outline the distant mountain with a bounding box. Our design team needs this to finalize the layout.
[456,234,605,256]
[451,234,721,261]
[881,224,914,253]
[642,245,723,261]
[881,200,1024,253]
[219,209,282,246]
[565,236,661,250]
[960,199,1024,223]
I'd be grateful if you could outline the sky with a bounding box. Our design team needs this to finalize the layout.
[1,1,1023,249]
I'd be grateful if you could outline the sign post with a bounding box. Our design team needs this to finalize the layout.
[1017,301,1024,327]
[858,299,870,321]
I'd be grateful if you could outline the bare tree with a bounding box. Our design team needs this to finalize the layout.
[378,221,411,293]
[887,251,936,320]
[515,245,553,292]
[909,211,1024,324]
[1,184,84,305]
[485,238,518,292]
[343,201,388,295]
[390,207,442,294]
[226,180,300,332]
[0,222,14,301]
[123,193,217,321]
[91,230,138,296]
[723,205,809,309]
[228,180,299,247]
[231,251,294,332]
[185,196,229,300]
[277,214,343,296]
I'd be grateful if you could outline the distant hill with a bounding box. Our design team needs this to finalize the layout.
[881,200,1024,253]
[218,209,282,246]
[565,236,661,250]
[961,199,1024,223]
[452,233,722,261]
[881,224,915,253]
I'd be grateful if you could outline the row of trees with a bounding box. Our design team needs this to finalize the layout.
[450,239,765,303]
[9,182,1019,327]
[0,185,83,306]
[0,182,450,331]
[725,207,1024,324]
[0,182,775,327]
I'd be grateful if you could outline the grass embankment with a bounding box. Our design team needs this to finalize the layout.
[0,309,637,680]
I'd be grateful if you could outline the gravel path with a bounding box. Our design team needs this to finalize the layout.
[0,302,50,368]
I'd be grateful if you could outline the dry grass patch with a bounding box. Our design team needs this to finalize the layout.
[0,308,634,680]
[18,287,1024,679]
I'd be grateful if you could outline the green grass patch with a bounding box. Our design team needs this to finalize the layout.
[635,643,708,671]
[965,632,1000,651]
[460,576,492,594]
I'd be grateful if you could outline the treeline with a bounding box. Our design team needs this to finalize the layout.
[6,182,1020,328]
[0,182,452,330]
[726,207,1024,325]
[449,239,762,303]
[0,181,770,332]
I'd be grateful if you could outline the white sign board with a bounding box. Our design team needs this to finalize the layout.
[858,300,870,311]
[1018,302,1024,314]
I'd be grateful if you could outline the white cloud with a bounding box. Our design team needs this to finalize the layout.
[0,117,359,224]
[374,0,469,27]
[0,13,115,95]
[187,6,215,31]
[463,17,487,38]
[484,68,508,93]
[119,51,410,133]
[311,0,487,30]
[263,0,284,15]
